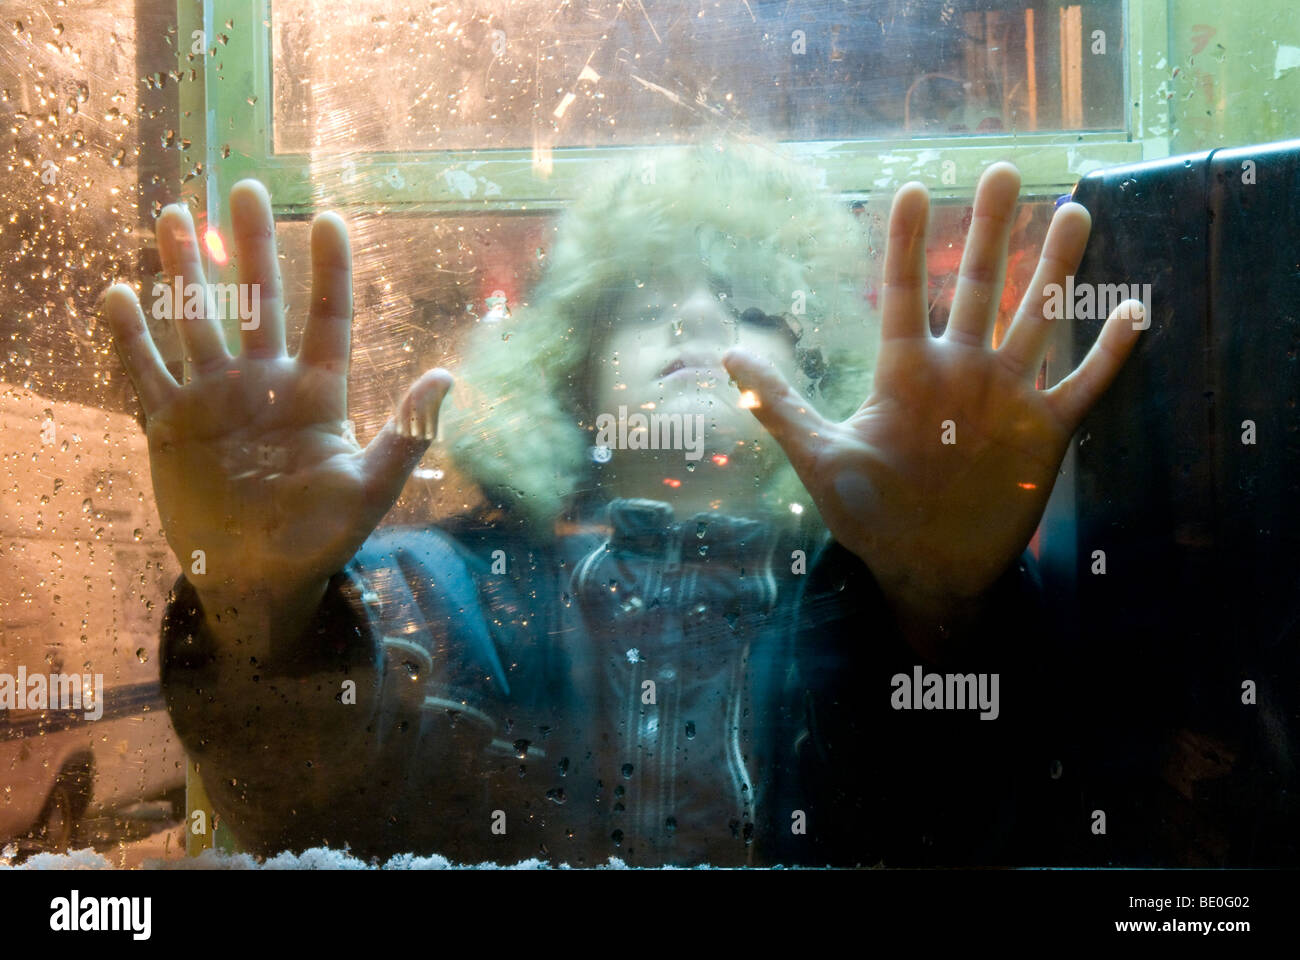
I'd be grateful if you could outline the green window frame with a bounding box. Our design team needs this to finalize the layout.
[177,0,1167,233]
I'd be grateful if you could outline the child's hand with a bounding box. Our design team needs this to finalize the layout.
[104,180,452,645]
[724,163,1142,657]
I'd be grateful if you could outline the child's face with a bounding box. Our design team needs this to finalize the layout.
[589,248,801,455]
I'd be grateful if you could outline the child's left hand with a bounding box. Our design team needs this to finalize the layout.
[723,162,1143,658]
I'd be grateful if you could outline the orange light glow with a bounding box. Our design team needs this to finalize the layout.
[204,228,228,265]
[711,454,729,467]
[738,390,760,409]
[662,477,682,488]
[1017,482,1038,490]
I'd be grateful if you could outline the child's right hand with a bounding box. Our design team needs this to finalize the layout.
[104,179,452,645]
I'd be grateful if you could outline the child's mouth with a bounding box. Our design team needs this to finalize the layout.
[658,353,719,380]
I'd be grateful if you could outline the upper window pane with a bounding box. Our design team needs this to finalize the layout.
[271,0,1126,154]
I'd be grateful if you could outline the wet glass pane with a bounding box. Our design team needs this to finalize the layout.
[2,0,1299,882]
[272,0,1125,153]
[1,1,187,865]
[265,200,1057,532]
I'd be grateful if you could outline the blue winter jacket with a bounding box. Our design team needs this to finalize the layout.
[159,498,1065,866]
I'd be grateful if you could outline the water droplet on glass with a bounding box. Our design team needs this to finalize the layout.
[685,721,696,739]
[621,763,634,778]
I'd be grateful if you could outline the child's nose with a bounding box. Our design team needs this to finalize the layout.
[671,286,733,344]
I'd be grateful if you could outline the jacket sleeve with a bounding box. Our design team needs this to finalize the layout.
[785,540,1071,866]
[159,525,530,861]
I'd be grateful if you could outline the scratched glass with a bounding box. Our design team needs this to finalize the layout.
[271,0,1126,152]
[3,0,1297,875]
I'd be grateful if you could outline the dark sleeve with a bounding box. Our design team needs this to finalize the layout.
[159,525,530,861]
[786,541,1071,866]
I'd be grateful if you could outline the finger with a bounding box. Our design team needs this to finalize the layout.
[297,212,353,372]
[945,162,1021,347]
[103,283,179,416]
[360,369,454,511]
[155,204,230,375]
[1046,299,1145,433]
[722,347,830,475]
[880,181,932,342]
[997,201,1092,378]
[228,179,287,358]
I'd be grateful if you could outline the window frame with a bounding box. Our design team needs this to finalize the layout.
[177,0,1168,232]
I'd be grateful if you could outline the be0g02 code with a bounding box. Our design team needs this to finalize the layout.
[1200,897,1249,908]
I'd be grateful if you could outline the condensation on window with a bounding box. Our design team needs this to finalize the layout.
[2,2,187,867]
[0,0,1120,870]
